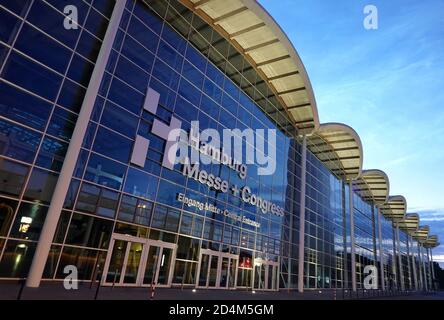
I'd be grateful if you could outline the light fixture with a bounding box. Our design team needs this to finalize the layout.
[192,289,196,293]
[252,290,256,294]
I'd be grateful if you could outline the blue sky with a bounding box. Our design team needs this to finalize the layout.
[259,0,444,266]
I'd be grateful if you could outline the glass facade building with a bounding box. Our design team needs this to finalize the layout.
[0,0,439,293]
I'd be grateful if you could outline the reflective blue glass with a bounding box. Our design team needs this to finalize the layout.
[156,180,185,208]
[93,126,132,163]
[76,31,101,62]
[0,158,29,197]
[0,7,20,44]
[107,77,144,115]
[27,1,80,48]
[14,24,72,74]
[2,52,62,101]
[47,107,77,141]
[84,153,126,190]
[0,82,52,131]
[101,102,138,138]
[43,0,89,25]
[57,79,86,113]
[0,0,31,16]
[133,0,163,34]
[0,118,41,163]
[67,54,95,87]
[152,58,179,91]
[84,7,108,40]
[23,168,59,204]
[92,0,115,18]
[124,168,158,201]
[127,17,159,53]
[178,78,200,106]
[157,40,183,71]
[121,36,155,73]
[35,136,68,171]
[115,55,149,92]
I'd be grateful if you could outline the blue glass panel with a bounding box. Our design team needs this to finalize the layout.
[0,0,31,16]
[84,153,126,190]
[91,96,104,122]
[156,180,185,208]
[174,96,197,123]
[115,55,149,92]
[0,118,41,163]
[121,36,155,72]
[2,52,62,101]
[47,107,77,141]
[76,31,101,62]
[127,17,159,53]
[185,44,207,71]
[82,122,97,150]
[0,7,20,44]
[23,168,59,204]
[100,102,138,138]
[161,25,186,54]
[124,168,158,201]
[206,63,224,88]
[67,54,94,87]
[27,1,80,48]
[74,148,89,178]
[57,79,86,113]
[92,0,115,18]
[35,136,68,171]
[14,24,72,74]
[148,78,176,111]
[200,95,219,119]
[203,78,222,103]
[93,126,132,163]
[0,158,29,197]
[182,60,204,89]
[107,77,143,115]
[63,178,80,209]
[178,79,200,107]
[0,82,52,131]
[133,0,163,34]
[84,7,108,39]
[157,40,183,71]
[152,58,179,91]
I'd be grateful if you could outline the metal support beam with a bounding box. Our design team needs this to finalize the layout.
[396,226,405,291]
[377,208,385,291]
[25,0,127,288]
[349,180,357,292]
[297,136,307,293]
[410,236,418,291]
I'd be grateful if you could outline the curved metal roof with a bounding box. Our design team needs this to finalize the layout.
[423,235,440,248]
[307,123,363,180]
[380,195,407,222]
[354,169,390,205]
[396,213,419,233]
[412,225,430,244]
[182,0,319,135]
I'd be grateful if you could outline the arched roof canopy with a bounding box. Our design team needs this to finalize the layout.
[182,0,319,135]
[412,225,430,244]
[380,195,407,222]
[354,169,390,205]
[423,235,440,249]
[396,213,419,234]
[307,123,363,180]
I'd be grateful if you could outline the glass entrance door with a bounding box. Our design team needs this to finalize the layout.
[253,258,279,291]
[196,249,238,289]
[103,234,176,287]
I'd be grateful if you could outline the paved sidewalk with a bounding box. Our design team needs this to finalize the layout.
[0,282,441,300]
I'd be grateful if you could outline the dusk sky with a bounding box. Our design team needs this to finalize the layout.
[259,0,444,265]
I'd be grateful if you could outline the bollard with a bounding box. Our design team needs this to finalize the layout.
[150,282,156,300]
[17,279,26,300]
[112,269,118,289]
[94,265,102,300]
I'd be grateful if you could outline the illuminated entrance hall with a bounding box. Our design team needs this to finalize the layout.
[0,0,439,295]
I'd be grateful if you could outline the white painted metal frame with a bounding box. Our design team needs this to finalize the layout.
[195,249,239,290]
[253,257,279,291]
[101,233,177,287]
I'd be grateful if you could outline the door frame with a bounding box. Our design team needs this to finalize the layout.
[253,257,280,291]
[196,249,239,290]
[101,234,177,287]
